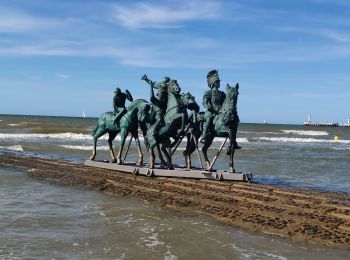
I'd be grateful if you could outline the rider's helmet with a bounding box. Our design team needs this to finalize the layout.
[114,87,121,95]
[207,70,220,88]
[162,76,170,84]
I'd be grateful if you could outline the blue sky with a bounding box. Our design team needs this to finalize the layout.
[0,0,349,124]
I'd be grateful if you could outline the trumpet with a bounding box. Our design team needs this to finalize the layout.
[141,74,156,88]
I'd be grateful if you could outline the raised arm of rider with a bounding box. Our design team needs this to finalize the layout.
[125,90,133,101]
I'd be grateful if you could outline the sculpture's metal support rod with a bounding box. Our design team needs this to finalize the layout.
[170,124,191,156]
[191,133,204,171]
[123,136,133,161]
[170,136,184,157]
[208,137,228,171]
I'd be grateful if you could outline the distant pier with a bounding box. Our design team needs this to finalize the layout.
[304,121,339,127]
[304,115,350,127]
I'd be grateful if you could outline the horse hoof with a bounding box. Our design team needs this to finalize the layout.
[111,158,117,163]
[229,167,235,173]
[89,156,95,161]
[136,161,143,166]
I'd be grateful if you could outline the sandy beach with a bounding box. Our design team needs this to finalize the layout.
[1,154,349,251]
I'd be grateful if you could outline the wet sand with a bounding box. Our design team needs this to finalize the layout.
[1,154,349,250]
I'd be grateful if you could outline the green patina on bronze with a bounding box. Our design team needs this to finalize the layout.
[90,70,240,172]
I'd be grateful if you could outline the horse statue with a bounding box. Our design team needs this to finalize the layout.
[147,80,199,169]
[90,99,150,165]
[200,83,240,173]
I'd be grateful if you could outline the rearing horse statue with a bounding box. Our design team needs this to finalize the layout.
[147,80,199,169]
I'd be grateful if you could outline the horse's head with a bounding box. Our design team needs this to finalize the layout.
[137,103,150,124]
[168,80,181,95]
[181,92,199,113]
[220,83,240,128]
[224,83,239,111]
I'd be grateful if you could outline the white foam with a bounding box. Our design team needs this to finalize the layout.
[0,133,250,144]
[281,129,329,136]
[0,132,103,140]
[8,123,21,127]
[212,137,249,143]
[0,145,24,151]
[256,137,350,144]
[60,145,110,150]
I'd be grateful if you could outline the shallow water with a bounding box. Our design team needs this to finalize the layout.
[1,167,349,259]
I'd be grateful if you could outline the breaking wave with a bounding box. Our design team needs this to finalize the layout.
[281,130,329,136]
[0,133,250,144]
[0,145,24,151]
[255,137,350,144]
[1,133,347,145]
[0,133,101,140]
[60,145,109,150]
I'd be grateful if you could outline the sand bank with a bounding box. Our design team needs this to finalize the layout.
[1,154,349,250]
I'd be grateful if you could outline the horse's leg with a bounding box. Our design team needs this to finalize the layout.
[156,144,166,167]
[148,146,155,169]
[108,131,118,163]
[184,133,196,170]
[229,130,236,173]
[133,131,143,166]
[116,129,127,165]
[90,128,107,161]
[202,136,214,169]
[161,144,173,170]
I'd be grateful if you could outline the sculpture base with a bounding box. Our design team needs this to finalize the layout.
[84,160,253,182]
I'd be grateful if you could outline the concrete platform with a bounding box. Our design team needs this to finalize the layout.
[84,160,253,182]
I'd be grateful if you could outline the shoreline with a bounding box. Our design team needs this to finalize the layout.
[0,154,349,250]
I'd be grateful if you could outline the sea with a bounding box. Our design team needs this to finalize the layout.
[0,114,349,259]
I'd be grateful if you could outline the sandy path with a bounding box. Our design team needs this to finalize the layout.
[1,154,349,250]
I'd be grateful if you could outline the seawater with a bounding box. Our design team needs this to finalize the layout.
[1,167,349,259]
[1,114,349,193]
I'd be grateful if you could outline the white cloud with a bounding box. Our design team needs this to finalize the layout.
[110,1,221,29]
[0,8,60,32]
[56,73,71,79]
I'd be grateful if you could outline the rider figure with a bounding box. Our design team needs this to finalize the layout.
[150,77,170,136]
[113,87,133,124]
[200,70,226,143]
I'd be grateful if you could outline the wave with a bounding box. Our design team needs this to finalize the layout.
[0,145,24,151]
[59,145,109,151]
[212,137,249,143]
[330,147,350,151]
[281,130,329,136]
[3,132,346,145]
[0,132,101,140]
[255,137,350,144]
[0,133,250,144]
[7,123,21,127]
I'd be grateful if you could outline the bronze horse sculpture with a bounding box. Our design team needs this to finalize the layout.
[199,83,240,172]
[146,80,199,170]
[90,99,150,165]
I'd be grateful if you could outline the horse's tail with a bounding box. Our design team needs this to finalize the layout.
[91,124,99,136]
